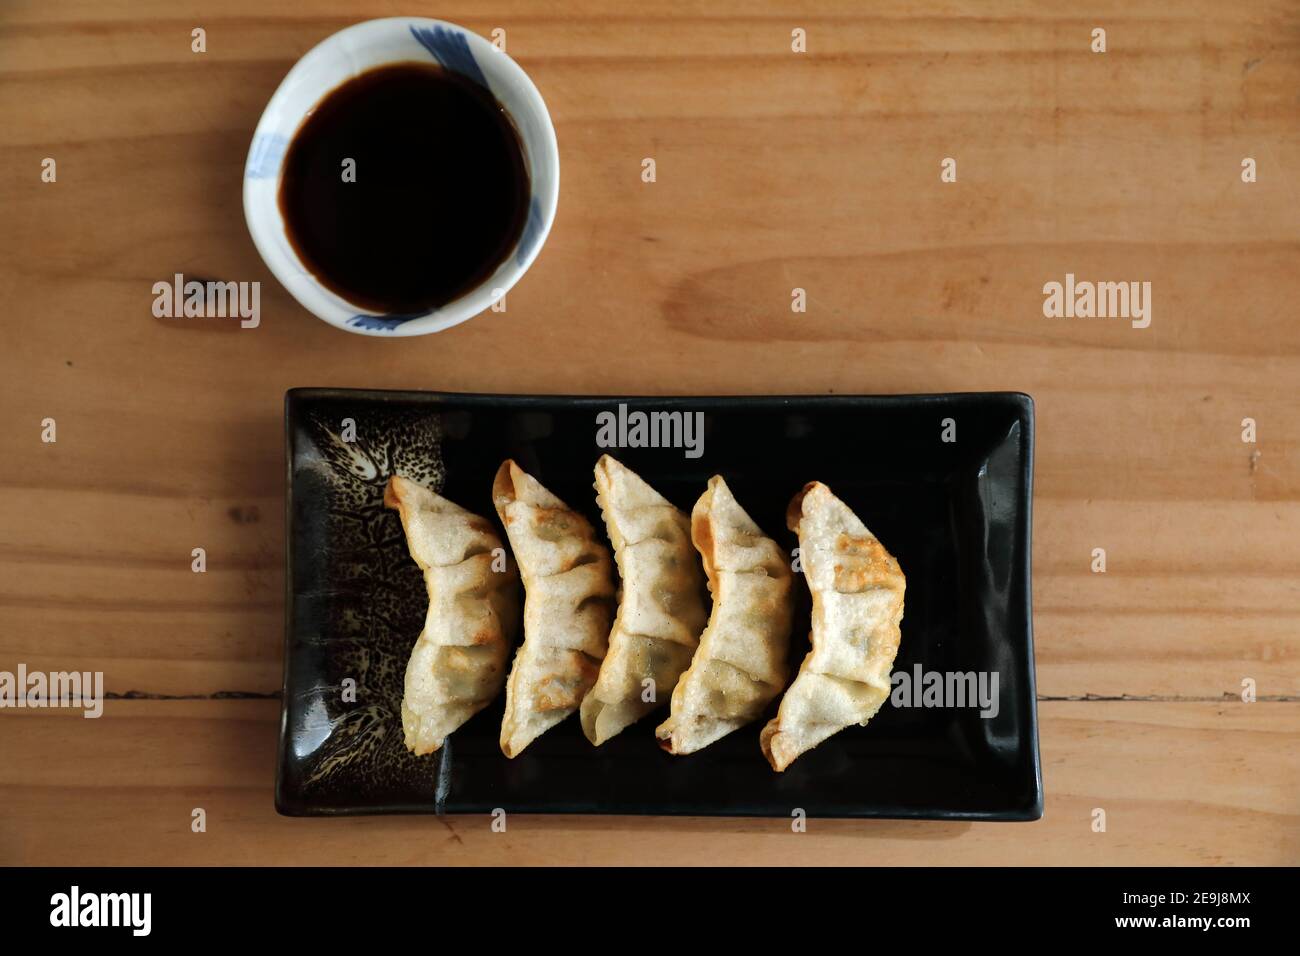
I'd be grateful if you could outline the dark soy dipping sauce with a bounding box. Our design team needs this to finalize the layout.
[278,62,530,315]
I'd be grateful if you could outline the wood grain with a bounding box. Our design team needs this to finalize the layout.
[0,0,1297,863]
[1,701,1295,864]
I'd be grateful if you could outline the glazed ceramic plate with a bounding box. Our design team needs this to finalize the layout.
[278,389,1042,819]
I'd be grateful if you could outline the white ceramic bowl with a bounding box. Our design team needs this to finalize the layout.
[243,18,559,336]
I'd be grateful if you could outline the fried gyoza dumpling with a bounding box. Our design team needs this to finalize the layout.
[384,475,520,756]
[760,482,905,772]
[494,460,616,757]
[580,456,708,745]
[656,476,794,755]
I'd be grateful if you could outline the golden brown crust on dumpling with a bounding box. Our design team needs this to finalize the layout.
[655,476,794,755]
[580,456,708,745]
[494,460,616,758]
[385,475,519,756]
[761,481,904,771]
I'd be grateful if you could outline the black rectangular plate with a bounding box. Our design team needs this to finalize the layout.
[279,389,1041,820]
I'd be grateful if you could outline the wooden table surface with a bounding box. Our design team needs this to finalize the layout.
[2,0,1297,865]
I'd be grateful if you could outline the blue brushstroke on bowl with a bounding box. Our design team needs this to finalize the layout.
[246,133,288,180]
[348,312,428,331]
[409,24,489,90]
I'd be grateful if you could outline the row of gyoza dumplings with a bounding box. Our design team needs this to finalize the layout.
[383,456,906,772]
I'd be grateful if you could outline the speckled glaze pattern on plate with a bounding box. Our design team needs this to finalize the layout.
[285,405,447,804]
